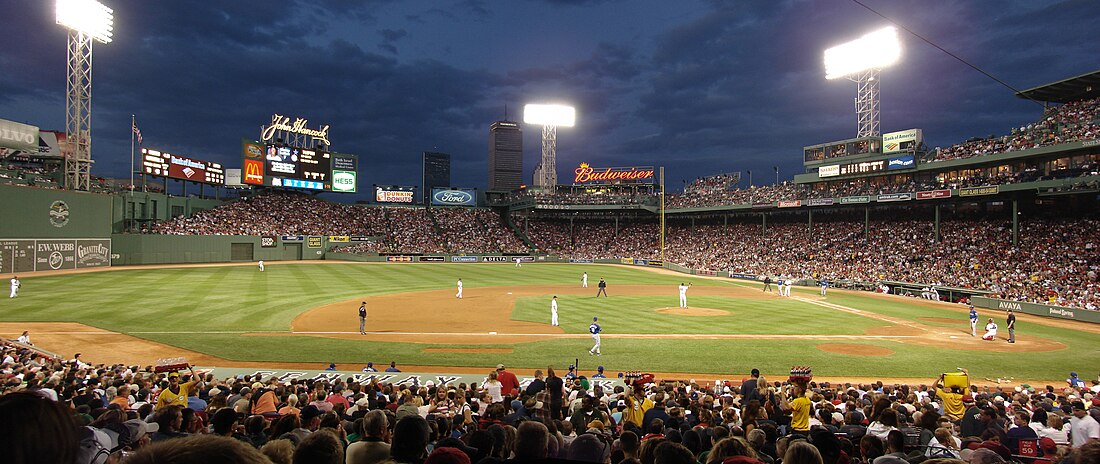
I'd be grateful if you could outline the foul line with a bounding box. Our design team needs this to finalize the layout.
[19,330,917,340]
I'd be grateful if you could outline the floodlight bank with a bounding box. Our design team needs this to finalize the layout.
[523,104,576,127]
[824,26,900,80]
[56,0,115,43]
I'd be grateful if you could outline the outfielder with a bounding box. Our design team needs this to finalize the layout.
[9,276,19,298]
[551,296,559,326]
[456,279,463,299]
[588,317,601,356]
[969,305,978,336]
[258,260,265,272]
[515,257,522,268]
[582,272,588,288]
[358,301,367,335]
[678,283,691,308]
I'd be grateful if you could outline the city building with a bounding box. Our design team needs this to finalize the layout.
[488,120,523,191]
[422,151,451,204]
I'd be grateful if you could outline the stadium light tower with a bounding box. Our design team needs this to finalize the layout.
[524,104,575,189]
[824,26,901,138]
[56,0,114,191]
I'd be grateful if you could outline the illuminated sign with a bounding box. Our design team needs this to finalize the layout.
[839,160,886,176]
[332,170,357,193]
[243,159,264,185]
[887,155,915,170]
[959,186,999,197]
[573,163,655,184]
[778,200,801,208]
[375,186,414,203]
[882,128,922,154]
[916,189,951,200]
[141,148,225,185]
[431,188,476,206]
[261,114,330,146]
[819,165,840,178]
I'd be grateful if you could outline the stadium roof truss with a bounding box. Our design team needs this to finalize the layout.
[1016,69,1100,104]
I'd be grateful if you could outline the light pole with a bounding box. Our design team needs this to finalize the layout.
[524,104,575,190]
[825,26,901,138]
[56,0,114,191]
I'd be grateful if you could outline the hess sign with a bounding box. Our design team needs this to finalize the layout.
[573,163,654,184]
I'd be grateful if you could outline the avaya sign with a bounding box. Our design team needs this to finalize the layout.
[573,163,655,184]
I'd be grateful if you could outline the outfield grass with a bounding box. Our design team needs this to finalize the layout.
[2,263,1096,380]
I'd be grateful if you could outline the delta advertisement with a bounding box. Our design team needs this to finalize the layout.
[431,188,477,207]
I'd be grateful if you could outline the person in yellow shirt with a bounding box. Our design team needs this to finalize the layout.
[623,386,654,429]
[781,384,812,433]
[155,367,201,412]
[934,369,969,421]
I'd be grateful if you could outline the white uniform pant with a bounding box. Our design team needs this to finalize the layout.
[970,319,977,336]
[982,329,997,341]
[258,262,264,271]
[582,279,588,288]
[590,334,601,354]
[551,310,558,326]
[456,288,463,298]
[679,294,687,308]
[9,287,16,298]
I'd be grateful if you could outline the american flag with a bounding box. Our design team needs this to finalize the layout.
[132,120,143,144]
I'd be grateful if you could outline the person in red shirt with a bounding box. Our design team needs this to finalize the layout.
[496,364,520,398]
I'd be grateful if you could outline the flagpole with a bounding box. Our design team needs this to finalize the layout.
[130,114,136,196]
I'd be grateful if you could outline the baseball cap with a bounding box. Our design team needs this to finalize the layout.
[962,395,974,403]
[597,366,604,371]
[121,419,158,445]
[1039,437,1057,453]
[300,405,323,420]
[569,365,575,370]
[1071,372,1079,377]
[167,372,180,379]
[251,382,264,390]
[496,364,505,370]
[1072,401,1087,410]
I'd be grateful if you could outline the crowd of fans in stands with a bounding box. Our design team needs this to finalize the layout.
[931,98,1100,163]
[3,337,1099,464]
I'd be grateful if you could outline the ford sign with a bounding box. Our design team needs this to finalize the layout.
[432,188,475,206]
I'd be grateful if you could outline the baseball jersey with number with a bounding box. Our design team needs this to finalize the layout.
[589,323,601,334]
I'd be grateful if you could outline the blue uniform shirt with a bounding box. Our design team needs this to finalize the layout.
[969,309,978,321]
[589,323,601,334]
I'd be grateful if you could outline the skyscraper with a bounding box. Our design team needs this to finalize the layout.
[422,151,450,204]
[488,120,522,191]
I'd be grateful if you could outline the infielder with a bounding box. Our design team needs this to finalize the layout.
[582,272,588,288]
[678,283,691,308]
[776,277,784,295]
[819,278,828,296]
[588,317,602,356]
[551,296,559,326]
[9,276,19,298]
[968,305,978,336]
[358,301,367,335]
[456,278,463,299]
[515,257,522,268]
[258,260,265,272]
[782,277,793,297]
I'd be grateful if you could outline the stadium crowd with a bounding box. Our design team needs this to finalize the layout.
[931,98,1100,163]
[149,192,389,237]
[512,217,1100,310]
[3,337,1099,464]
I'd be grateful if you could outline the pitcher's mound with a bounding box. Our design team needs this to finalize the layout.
[655,307,728,316]
[817,343,895,356]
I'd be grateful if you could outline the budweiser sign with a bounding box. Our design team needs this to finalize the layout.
[573,163,655,184]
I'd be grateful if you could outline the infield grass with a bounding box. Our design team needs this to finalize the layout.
[2,262,1097,380]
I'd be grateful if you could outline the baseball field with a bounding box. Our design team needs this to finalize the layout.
[2,262,1097,384]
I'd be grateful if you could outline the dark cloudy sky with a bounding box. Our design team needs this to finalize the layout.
[1,0,1096,197]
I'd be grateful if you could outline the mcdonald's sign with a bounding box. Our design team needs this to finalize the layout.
[244,159,264,185]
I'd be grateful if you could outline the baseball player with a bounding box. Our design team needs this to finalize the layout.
[982,318,998,341]
[551,296,559,326]
[456,278,463,299]
[678,283,691,308]
[9,276,19,298]
[782,277,793,297]
[258,260,264,272]
[819,278,828,296]
[969,305,978,336]
[776,277,785,295]
[582,272,588,288]
[588,317,602,356]
[515,257,522,268]
[596,278,608,297]
[358,301,367,335]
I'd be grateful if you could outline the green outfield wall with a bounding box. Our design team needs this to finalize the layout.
[972,296,1100,324]
[110,234,319,265]
[0,184,114,238]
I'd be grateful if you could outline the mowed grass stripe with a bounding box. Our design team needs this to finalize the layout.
[2,263,1096,379]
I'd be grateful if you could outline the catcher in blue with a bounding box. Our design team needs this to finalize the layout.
[588,317,602,356]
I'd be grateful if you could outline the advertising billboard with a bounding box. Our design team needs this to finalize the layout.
[431,188,477,207]
[573,163,655,184]
[375,186,416,203]
[0,238,110,273]
[882,128,923,154]
[916,189,951,200]
[818,165,840,178]
[0,118,39,152]
[142,148,225,185]
[242,139,358,193]
[887,155,915,170]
